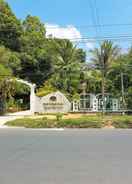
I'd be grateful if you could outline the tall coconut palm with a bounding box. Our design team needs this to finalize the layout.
[50,39,85,94]
[90,40,120,113]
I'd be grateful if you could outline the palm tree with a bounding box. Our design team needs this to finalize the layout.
[90,40,120,113]
[50,39,83,94]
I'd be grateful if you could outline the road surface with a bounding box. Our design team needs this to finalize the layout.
[0,129,132,184]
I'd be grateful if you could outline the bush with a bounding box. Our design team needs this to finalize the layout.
[56,113,63,121]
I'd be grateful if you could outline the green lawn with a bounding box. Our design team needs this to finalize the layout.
[5,115,132,128]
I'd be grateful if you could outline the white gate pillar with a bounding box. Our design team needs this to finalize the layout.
[30,84,36,115]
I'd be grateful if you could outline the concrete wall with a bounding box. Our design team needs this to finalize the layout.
[34,91,71,114]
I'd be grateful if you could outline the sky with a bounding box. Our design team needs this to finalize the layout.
[6,0,132,52]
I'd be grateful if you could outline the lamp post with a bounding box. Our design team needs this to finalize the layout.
[120,64,132,114]
[102,71,105,116]
[121,72,126,115]
[81,82,87,95]
[81,82,87,110]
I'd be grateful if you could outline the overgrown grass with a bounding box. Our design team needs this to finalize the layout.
[6,115,132,129]
[112,116,132,128]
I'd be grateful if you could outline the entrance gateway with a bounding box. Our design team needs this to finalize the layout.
[12,79,121,114]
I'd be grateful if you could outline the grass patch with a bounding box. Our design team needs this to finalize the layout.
[6,116,102,128]
[112,116,132,128]
[5,115,132,129]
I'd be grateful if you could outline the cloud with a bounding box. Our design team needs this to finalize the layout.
[45,23,82,40]
[45,23,95,50]
[85,42,95,50]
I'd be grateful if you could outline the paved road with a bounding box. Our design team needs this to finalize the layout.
[0,129,132,184]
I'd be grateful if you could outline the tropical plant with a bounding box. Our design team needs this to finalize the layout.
[49,39,85,95]
[90,40,119,112]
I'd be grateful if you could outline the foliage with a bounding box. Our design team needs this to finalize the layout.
[0,46,21,75]
[6,97,22,113]
[0,0,22,51]
[49,39,85,95]
[72,93,80,101]
[36,81,57,97]
[90,41,120,76]
[19,16,53,85]
[0,46,13,114]
[56,113,63,121]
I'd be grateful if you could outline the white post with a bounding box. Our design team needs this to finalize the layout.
[72,101,79,112]
[91,95,98,112]
[30,84,36,115]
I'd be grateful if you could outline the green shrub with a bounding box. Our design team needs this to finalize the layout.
[42,117,48,121]
[56,113,63,121]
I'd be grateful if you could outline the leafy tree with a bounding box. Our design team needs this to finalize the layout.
[0,46,21,74]
[82,70,102,94]
[36,81,57,97]
[0,64,13,114]
[111,50,132,109]
[0,0,22,51]
[19,48,53,86]
[75,48,86,63]
[0,46,20,113]
[19,16,53,85]
[20,15,46,53]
